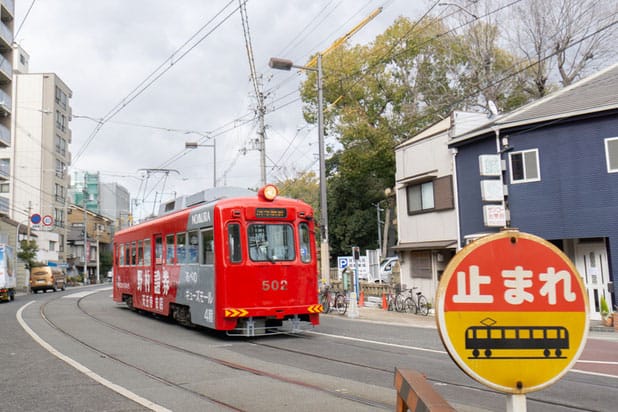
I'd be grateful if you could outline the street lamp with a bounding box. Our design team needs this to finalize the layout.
[269,55,330,283]
[185,137,217,188]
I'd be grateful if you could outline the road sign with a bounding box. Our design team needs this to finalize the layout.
[436,230,589,394]
[31,213,41,224]
[42,215,54,226]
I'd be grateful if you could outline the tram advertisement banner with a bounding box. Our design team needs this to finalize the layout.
[436,230,589,394]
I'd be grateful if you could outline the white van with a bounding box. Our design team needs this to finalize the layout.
[378,257,399,283]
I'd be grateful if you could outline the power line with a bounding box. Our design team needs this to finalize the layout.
[72,0,243,164]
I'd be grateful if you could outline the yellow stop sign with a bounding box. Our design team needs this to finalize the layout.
[436,230,589,394]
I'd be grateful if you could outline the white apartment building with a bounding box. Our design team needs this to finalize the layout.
[1,45,72,264]
[0,0,14,212]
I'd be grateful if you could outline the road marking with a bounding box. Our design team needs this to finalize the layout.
[310,331,618,379]
[571,369,618,379]
[63,286,113,299]
[308,330,447,354]
[16,301,171,412]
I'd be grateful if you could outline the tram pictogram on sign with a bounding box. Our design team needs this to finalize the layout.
[436,230,589,394]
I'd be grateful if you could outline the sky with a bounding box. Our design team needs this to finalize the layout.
[13,0,432,221]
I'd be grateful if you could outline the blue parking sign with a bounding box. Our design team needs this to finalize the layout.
[338,258,348,269]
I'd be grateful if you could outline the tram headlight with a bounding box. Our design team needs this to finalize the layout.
[261,184,279,201]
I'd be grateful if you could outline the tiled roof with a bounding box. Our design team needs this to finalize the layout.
[450,62,618,144]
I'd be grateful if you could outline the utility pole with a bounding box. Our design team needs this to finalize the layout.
[257,86,267,185]
[83,174,88,285]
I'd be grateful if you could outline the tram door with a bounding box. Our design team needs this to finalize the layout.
[574,241,611,320]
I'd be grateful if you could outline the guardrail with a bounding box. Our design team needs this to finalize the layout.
[394,368,455,412]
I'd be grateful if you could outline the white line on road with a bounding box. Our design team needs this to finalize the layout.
[16,301,171,412]
[310,331,618,379]
[308,330,447,354]
[63,286,113,298]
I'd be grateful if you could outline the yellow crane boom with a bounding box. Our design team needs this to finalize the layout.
[305,6,383,68]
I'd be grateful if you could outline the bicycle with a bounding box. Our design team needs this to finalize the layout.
[319,285,348,315]
[403,287,429,316]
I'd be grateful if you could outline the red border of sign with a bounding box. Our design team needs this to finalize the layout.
[436,230,589,394]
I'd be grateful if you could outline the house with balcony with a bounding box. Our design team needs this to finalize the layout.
[66,204,113,284]
[449,63,618,320]
[393,111,487,301]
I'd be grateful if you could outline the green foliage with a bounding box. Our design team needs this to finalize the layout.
[277,171,320,212]
[99,250,113,277]
[17,239,39,270]
[297,14,547,263]
[600,295,611,317]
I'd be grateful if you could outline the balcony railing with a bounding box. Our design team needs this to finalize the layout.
[0,159,8,180]
[0,0,14,19]
[0,57,11,83]
[0,195,8,215]
[0,87,10,114]
[0,123,9,147]
[0,20,11,49]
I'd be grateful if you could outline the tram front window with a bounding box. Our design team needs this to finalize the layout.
[248,224,295,262]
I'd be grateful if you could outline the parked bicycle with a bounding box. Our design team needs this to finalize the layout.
[386,286,407,312]
[319,285,348,315]
[403,286,429,316]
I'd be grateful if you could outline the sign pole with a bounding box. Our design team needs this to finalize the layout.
[506,394,527,412]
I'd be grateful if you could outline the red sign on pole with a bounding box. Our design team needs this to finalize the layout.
[436,230,589,394]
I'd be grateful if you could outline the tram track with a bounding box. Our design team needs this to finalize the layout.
[38,293,392,411]
[35,290,606,412]
[249,333,603,412]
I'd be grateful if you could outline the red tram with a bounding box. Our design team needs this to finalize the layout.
[112,185,321,336]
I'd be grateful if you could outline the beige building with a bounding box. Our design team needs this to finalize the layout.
[1,45,72,264]
[0,0,13,210]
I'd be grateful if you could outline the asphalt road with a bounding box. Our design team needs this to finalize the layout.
[2,285,617,412]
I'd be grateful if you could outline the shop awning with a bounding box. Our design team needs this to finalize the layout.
[392,240,457,251]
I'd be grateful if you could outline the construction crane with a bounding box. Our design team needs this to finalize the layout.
[305,6,383,69]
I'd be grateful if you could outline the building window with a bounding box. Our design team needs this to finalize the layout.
[56,159,66,178]
[509,149,540,183]
[605,137,618,173]
[55,110,66,132]
[55,86,67,109]
[406,175,454,215]
[407,181,434,213]
[0,183,8,193]
[409,251,432,279]
[55,134,66,156]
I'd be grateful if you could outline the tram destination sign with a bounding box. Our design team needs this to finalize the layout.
[255,207,287,218]
[436,230,589,394]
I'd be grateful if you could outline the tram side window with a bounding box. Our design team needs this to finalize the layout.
[299,223,311,263]
[228,223,242,263]
[201,229,214,265]
[144,239,151,265]
[177,232,187,264]
[124,243,131,266]
[155,235,163,264]
[131,241,137,265]
[118,244,125,267]
[137,240,144,265]
[166,234,175,264]
[187,230,199,264]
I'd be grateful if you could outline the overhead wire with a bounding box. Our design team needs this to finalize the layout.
[72,0,244,164]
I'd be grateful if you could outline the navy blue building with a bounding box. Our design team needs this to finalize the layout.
[449,63,618,320]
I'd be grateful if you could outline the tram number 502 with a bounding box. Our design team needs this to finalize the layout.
[262,280,288,291]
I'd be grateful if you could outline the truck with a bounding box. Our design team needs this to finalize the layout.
[0,244,16,302]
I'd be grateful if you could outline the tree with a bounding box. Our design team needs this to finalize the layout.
[297,15,531,259]
[17,239,39,270]
[276,171,320,215]
[505,0,618,95]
